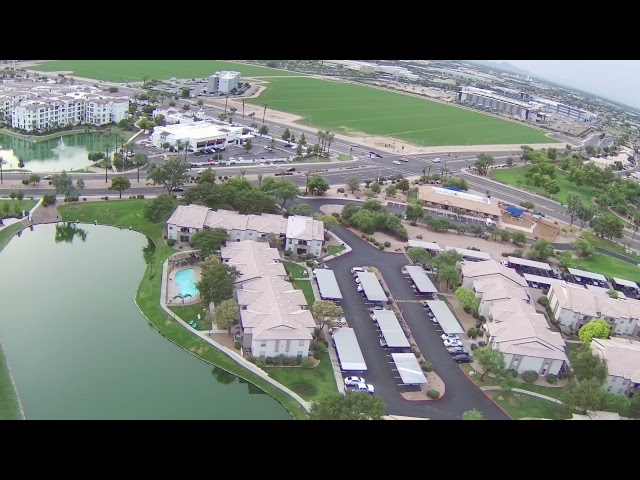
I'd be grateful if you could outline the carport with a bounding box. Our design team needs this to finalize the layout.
[357,272,388,302]
[523,273,566,288]
[404,265,438,295]
[508,256,552,271]
[407,239,443,253]
[424,300,465,335]
[586,284,627,298]
[612,277,640,292]
[332,328,367,372]
[567,267,608,286]
[445,246,491,261]
[372,310,411,348]
[391,353,429,385]
[314,269,343,300]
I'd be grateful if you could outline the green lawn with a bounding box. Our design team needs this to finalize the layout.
[337,153,352,161]
[294,279,315,307]
[57,199,308,419]
[489,167,599,206]
[0,199,39,213]
[247,77,554,146]
[265,352,337,402]
[169,304,210,331]
[327,245,346,256]
[489,391,573,420]
[30,60,300,82]
[407,190,418,202]
[582,232,640,261]
[0,222,25,256]
[574,254,640,282]
[283,260,310,279]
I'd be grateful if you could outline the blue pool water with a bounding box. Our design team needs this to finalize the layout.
[175,268,199,298]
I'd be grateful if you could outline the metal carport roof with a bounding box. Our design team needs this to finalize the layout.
[407,239,443,251]
[508,256,552,270]
[405,265,438,293]
[357,272,388,302]
[391,353,428,385]
[567,268,607,282]
[523,273,566,286]
[332,328,367,371]
[587,284,627,298]
[314,269,343,300]
[425,300,464,335]
[445,246,491,261]
[373,310,410,348]
[613,277,639,290]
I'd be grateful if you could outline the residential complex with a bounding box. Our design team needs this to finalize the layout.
[591,337,640,397]
[548,282,640,335]
[149,120,251,151]
[166,205,325,257]
[461,259,568,376]
[0,81,129,131]
[220,240,315,358]
[417,185,503,220]
[207,71,241,94]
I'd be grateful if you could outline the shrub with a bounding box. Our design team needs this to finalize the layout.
[478,315,486,322]
[136,194,145,199]
[313,350,323,360]
[42,193,56,207]
[416,234,423,239]
[301,357,314,368]
[314,342,327,353]
[284,250,292,256]
[537,297,550,307]
[384,241,391,247]
[467,328,478,339]
[426,389,440,399]
[369,236,376,243]
[103,196,109,200]
[361,233,367,239]
[337,187,345,193]
[463,305,472,313]
[476,329,484,337]
[414,350,421,358]
[545,373,558,384]
[379,245,385,250]
[29,196,34,200]
[255,358,266,368]
[475,320,484,328]
[521,370,539,383]
[477,341,486,347]
[21,179,29,185]
[166,239,176,246]
[234,341,241,350]
[421,361,434,372]
[501,252,509,257]
[470,343,479,351]
[275,354,287,365]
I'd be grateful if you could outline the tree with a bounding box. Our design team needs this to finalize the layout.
[607,289,619,299]
[572,238,595,258]
[473,346,506,381]
[0,156,6,184]
[454,287,478,311]
[281,127,291,141]
[563,379,605,414]
[15,191,24,204]
[369,181,381,194]
[243,138,253,153]
[346,176,360,193]
[190,228,228,259]
[288,204,312,216]
[271,179,300,208]
[529,240,554,261]
[108,175,131,199]
[405,202,424,225]
[557,251,577,268]
[406,248,431,265]
[627,392,640,418]
[462,409,485,420]
[431,250,463,269]
[28,173,40,186]
[385,185,397,197]
[397,179,410,194]
[505,156,514,168]
[566,193,583,226]
[307,175,329,196]
[569,344,608,383]
[51,170,79,201]
[131,153,148,183]
[578,319,611,344]
[474,153,495,175]
[213,298,239,334]
[197,256,240,308]
[544,180,560,197]
[511,231,527,246]
[259,124,269,136]
[315,213,339,230]
[311,300,343,331]
[143,194,178,223]
[437,265,460,291]
[146,157,189,194]
[308,392,386,420]
[577,204,596,228]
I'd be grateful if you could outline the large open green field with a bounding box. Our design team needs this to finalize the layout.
[29,60,300,82]
[248,77,556,146]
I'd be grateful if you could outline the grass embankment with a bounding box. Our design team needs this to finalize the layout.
[327,245,346,256]
[407,190,418,202]
[169,304,209,331]
[489,167,598,206]
[57,200,308,419]
[575,255,640,283]
[0,199,39,213]
[266,352,335,402]
[283,261,315,306]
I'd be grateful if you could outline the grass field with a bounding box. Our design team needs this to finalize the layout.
[283,261,309,279]
[30,60,300,83]
[0,199,39,213]
[489,391,573,420]
[247,77,556,146]
[327,245,346,256]
[265,351,336,402]
[489,167,598,206]
[574,254,640,282]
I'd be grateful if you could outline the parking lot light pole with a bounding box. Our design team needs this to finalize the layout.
[421,138,428,147]
[467,137,472,146]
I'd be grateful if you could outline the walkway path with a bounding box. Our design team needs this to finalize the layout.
[479,386,564,404]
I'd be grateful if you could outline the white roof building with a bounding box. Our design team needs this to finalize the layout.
[461,259,529,289]
[592,337,640,397]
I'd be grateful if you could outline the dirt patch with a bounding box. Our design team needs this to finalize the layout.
[208,332,238,351]
[533,221,560,242]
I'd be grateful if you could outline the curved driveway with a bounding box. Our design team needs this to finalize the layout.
[301,198,510,420]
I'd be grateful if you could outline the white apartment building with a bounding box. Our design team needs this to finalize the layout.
[149,121,250,151]
[220,240,315,358]
[207,71,241,94]
[548,282,640,335]
[473,276,531,318]
[592,337,640,397]
[460,259,529,290]
[166,205,325,257]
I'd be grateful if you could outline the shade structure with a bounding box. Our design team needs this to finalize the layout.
[405,265,438,293]
[373,309,411,348]
[356,272,388,302]
[424,300,464,335]
[407,239,443,252]
[391,353,428,385]
[314,269,343,300]
[444,246,491,261]
[613,277,639,290]
[523,273,566,286]
[567,268,607,282]
[508,256,552,271]
[332,328,367,372]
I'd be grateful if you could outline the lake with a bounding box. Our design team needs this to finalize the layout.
[0,223,291,420]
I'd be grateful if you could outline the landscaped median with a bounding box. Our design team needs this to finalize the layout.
[56,199,310,420]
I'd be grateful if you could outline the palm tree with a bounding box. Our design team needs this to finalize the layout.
[0,156,6,184]
[173,293,192,305]
[317,130,325,153]
[325,131,335,155]
[175,139,184,156]
[183,140,192,161]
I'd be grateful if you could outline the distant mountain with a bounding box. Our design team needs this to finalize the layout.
[460,60,534,77]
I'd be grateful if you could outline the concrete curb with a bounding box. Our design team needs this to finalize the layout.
[322,230,352,261]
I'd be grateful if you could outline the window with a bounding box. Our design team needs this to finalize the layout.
[298,340,304,347]
[618,388,624,394]
[623,379,628,385]
[607,386,612,392]
[260,341,267,347]
[297,351,303,357]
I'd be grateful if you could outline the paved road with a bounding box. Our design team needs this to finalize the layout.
[301,198,510,420]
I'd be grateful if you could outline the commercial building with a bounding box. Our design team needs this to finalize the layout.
[166,205,325,257]
[548,282,640,335]
[591,337,640,397]
[149,120,250,151]
[418,185,502,220]
[220,240,315,359]
[207,71,241,94]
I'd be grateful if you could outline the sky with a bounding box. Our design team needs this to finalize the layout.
[496,60,640,110]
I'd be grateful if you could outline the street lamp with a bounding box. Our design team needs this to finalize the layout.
[467,137,473,146]
[421,138,429,147]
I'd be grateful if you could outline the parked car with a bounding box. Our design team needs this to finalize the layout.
[453,353,473,363]
[43,175,52,180]
[347,382,375,395]
[447,346,469,355]
[441,333,460,341]
[443,339,463,348]
[351,267,365,275]
[432,157,441,163]
[368,306,384,313]
[344,376,366,386]
[400,157,409,162]
[172,187,185,192]
[357,285,364,293]
[286,167,296,172]
[392,160,402,165]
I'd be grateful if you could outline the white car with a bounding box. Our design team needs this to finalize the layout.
[355,277,361,284]
[347,382,375,395]
[392,160,402,165]
[357,284,364,293]
[228,157,235,161]
[344,376,366,387]
[432,157,441,163]
[351,267,365,275]
[237,156,244,161]
[443,339,463,348]
[441,333,459,341]
[43,175,52,180]
[500,260,509,266]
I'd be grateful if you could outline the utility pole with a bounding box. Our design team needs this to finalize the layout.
[263,105,267,124]
[242,101,245,118]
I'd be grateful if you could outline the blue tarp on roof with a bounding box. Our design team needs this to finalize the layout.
[506,205,524,217]
[444,186,463,192]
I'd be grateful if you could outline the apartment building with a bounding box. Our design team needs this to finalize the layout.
[460,259,529,290]
[418,185,503,220]
[207,71,241,94]
[591,337,640,397]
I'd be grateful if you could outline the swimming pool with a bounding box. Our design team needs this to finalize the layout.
[174,268,199,298]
